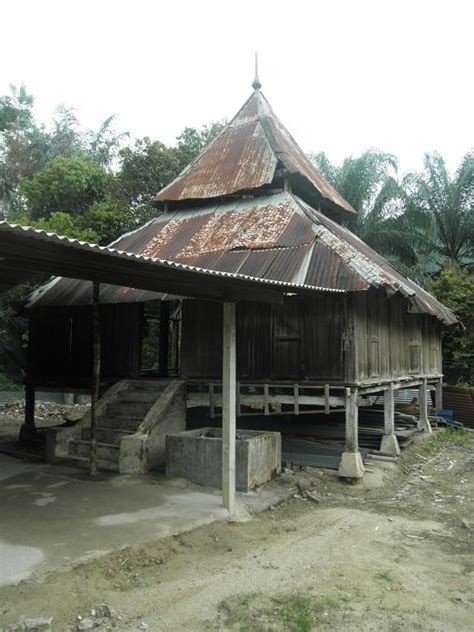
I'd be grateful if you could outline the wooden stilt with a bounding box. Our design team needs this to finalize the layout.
[222,302,236,514]
[418,378,432,433]
[338,387,364,478]
[381,383,400,456]
[90,282,101,476]
[158,300,170,377]
[435,378,443,412]
[20,381,36,441]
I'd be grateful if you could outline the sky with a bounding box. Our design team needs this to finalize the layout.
[2,0,473,175]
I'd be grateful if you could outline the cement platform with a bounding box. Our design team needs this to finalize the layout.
[0,453,228,586]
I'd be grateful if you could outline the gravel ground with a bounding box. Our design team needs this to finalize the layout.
[0,427,473,631]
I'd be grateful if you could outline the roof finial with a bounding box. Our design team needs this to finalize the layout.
[252,52,262,91]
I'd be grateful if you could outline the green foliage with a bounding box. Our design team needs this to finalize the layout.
[0,372,21,391]
[432,267,474,384]
[19,154,111,219]
[401,152,474,268]
[312,150,404,257]
[217,591,345,631]
[174,121,224,168]
[115,137,180,221]
[422,427,473,454]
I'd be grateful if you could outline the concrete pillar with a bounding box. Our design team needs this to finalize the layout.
[338,387,364,479]
[222,302,236,514]
[418,378,432,433]
[435,378,443,412]
[380,383,400,456]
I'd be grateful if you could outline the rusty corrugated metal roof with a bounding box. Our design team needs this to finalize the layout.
[28,192,457,325]
[154,90,356,218]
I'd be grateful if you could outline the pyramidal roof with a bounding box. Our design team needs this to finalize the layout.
[154,89,356,219]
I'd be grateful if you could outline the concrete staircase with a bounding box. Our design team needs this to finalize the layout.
[64,380,177,472]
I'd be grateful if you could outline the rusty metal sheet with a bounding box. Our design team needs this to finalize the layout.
[154,89,355,218]
[296,197,456,324]
[264,245,311,283]
[155,120,276,202]
[274,212,314,247]
[140,213,211,260]
[305,241,368,291]
[238,249,279,278]
[260,115,356,216]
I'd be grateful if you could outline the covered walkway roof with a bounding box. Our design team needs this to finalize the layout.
[0,222,345,304]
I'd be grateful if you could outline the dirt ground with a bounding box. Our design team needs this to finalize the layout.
[0,423,473,631]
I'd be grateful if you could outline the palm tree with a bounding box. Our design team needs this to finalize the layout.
[401,152,474,268]
[312,150,405,256]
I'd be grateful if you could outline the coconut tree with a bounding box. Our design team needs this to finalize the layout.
[401,151,474,268]
[312,150,405,256]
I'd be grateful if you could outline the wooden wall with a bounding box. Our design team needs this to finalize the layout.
[181,295,346,381]
[351,290,442,382]
[28,304,143,387]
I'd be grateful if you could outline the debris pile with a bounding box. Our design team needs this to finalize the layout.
[1,400,87,423]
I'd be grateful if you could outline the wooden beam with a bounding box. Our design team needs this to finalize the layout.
[89,282,101,476]
[222,302,236,514]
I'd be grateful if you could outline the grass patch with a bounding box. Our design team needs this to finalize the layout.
[216,591,346,631]
[375,570,395,584]
[423,428,473,453]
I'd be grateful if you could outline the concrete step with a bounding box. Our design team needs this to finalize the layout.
[65,454,119,472]
[97,414,143,431]
[118,390,160,404]
[81,427,134,444]
[107,401,151,417]
[69,439,119,462]
[127,380,169,391]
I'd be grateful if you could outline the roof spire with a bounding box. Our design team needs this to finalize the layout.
[252,52,262,91]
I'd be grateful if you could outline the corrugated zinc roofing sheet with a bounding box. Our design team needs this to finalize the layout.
[154,90,356,217]
[24,190,457,325]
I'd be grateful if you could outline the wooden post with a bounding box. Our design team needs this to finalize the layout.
[293,384,299,415]
[418,378,432,433]
[89,282,101,476]
[435,378,443,412]
[345,387,358,453]
[158,300,170,377]
[20,381,36,441]
[338,387,364,478]
[222,302,236,514]
[380,383,400,456]
[263,384,269,416]
[324,383,330,415]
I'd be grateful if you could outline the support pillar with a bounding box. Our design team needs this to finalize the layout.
[418,378,432,433]
[222,302,236,514]
[435,378,443,412]
[380,383,400,456]
[89,282,101,476]
[158,300,170,377]
[19,381,36,441]
[338,387,364,479]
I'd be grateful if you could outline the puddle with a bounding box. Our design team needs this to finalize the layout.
[0,540,45,586]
